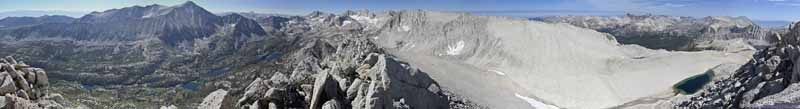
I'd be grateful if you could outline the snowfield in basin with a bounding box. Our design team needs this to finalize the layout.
[370,11,754,108]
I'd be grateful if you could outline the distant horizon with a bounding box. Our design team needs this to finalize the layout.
[0,0,798,22]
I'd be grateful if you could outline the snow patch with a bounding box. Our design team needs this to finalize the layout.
[399,25,411,31]
[142,14,153,18]
[514,93,559,109]
[343,21,352,26]
[350,15,378,24]
[488,69,506,76]
[446,41,465,55]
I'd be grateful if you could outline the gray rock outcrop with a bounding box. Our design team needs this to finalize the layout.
[198,89,233,109]
[0,56,60,109]
[352,54,448,109]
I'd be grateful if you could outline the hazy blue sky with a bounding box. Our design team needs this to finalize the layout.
[0,0,799,21]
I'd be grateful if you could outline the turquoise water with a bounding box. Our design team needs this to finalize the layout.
[674,73,712,94]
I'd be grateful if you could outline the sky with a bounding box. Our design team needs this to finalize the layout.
[0,0,799,21]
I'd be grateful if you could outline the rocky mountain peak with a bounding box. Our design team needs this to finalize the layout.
[77,1,215,23]
[181,1,199,7]
[171,1,215,17]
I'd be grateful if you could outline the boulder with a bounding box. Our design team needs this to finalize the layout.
[21,68,36,85]
[321,99,342,109]
[237,78,266,106]
[2,64,30,94]
[159,105,177,109]
[33,69,47,88]
[309,72,343,109]
[198,89,233,109]
[345,78,363,100]
[361,53,380,66]
[15,90,29,100]
[0,56,57,108]
[355,64,372,79]
[0,75,16,94]
[4,94,40,109]
[361,55,448,109]
[268,73,290,89]
[4,56,16,65]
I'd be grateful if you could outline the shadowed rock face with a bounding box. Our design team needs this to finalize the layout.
[674,22,800,108]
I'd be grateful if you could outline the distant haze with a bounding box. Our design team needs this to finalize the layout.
[753,20,793,28]
[0,10,87,19]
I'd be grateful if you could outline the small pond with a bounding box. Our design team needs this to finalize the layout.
[180,82,200,91]
[673,73,713,94]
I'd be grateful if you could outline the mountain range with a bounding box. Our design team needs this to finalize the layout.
[0,1,799,109]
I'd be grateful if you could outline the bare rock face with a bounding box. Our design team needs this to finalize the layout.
[198,89,233,109]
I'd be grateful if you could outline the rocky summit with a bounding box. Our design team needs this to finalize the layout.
[0,1,798,109]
